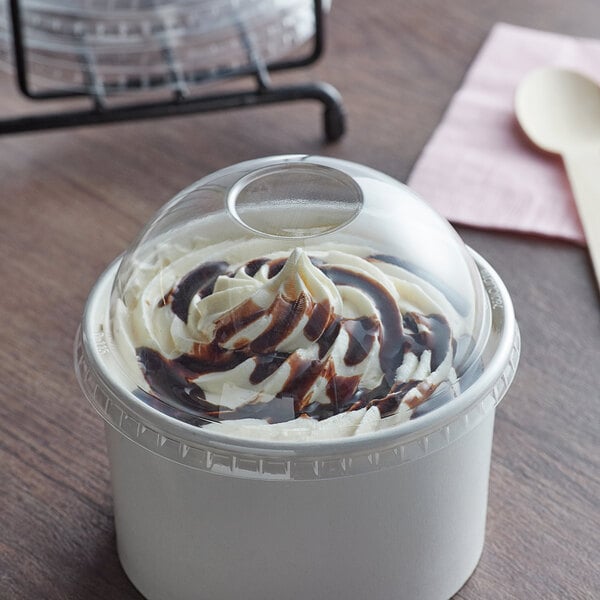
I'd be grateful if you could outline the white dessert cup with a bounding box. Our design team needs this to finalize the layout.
[75,250,519,600]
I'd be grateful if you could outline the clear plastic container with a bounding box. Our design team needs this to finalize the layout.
[0,0,317,92]
[75,155,520,600]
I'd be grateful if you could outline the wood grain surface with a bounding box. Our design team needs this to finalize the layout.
[1,1,599,599]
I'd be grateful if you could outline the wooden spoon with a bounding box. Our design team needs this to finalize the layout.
[515,67,600,290]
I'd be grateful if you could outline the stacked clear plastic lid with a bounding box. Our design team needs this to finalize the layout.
[102,155,497,443]
[0,0,317,93]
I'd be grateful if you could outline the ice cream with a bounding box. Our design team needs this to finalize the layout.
[112,236,470,440]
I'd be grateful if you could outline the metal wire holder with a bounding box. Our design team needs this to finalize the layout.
[0,0,345,140]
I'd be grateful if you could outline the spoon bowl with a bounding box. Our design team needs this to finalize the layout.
[515,67,600,153]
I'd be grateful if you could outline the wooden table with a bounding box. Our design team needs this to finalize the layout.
[2,1,599,598]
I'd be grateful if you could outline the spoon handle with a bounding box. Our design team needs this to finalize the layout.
[563,148,600,292]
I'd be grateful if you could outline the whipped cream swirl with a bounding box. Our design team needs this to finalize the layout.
[112,241,465,440]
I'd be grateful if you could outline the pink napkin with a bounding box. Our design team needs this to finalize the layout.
[407,22,600,246]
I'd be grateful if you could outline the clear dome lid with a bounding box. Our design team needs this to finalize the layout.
[108,155,491,441]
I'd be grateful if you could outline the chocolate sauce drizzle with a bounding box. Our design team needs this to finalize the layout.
[160,261,229,323]
[137,254,454,425]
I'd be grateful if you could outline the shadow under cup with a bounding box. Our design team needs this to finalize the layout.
[75,156,520,600]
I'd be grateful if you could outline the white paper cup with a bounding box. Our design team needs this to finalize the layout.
[75,249,519,600]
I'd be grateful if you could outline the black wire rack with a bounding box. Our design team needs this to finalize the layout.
[0,0,345,140]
